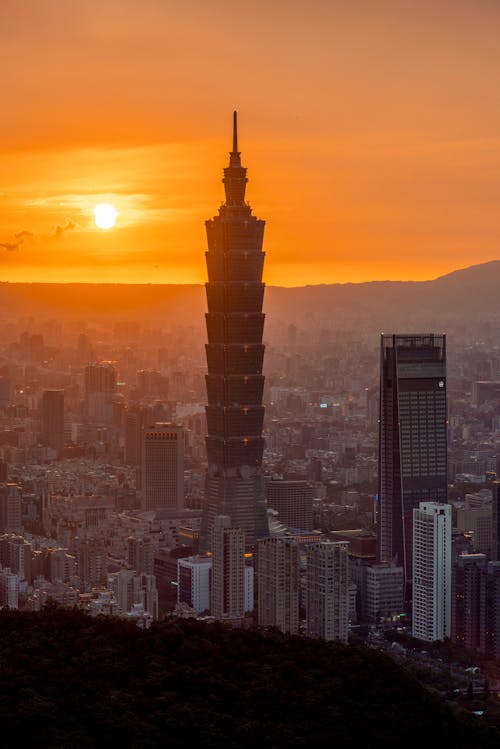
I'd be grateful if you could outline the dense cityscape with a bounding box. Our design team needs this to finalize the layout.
[0,117,499,734]
[5,0,500,743]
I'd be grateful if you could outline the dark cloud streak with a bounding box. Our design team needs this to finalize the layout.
[0,241,20,252]
[1,219,76,253]
[14,230,35,240]
[0,229,34,252]
[52,219,76,238]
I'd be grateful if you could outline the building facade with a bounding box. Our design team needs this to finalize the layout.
[412,502,451,642]
[84,361,117,423]
[141,423,184,512]
[0,568,19,609]
[471,380,500,407]
[0,483,22,533]
[456,505,492,557]
[108,569,159,620]
[258,537,300,634]
[452,552,486,651]
[200,113,269,552]
[127,536,154,575]
[77,538,107,586]
[363,563,405,624]
[177,555,212,613]
[306,541,349,643]
[266,479,314,531]
[40,389,64,453]
[210,514,245,622]
[480,561,500,659]
[378,334,447,589]
[492,482,500,562]
[0,534,32,583]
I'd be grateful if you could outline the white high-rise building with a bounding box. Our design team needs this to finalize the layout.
[178,556,212,613]
[142,423,184,512]
[306,541,349,643]
[177,554,253,616]
[412,502,452,642]
[211,515,245,622]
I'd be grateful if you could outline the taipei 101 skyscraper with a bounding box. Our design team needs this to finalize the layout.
[200,113,269,551]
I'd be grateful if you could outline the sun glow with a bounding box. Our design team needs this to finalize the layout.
[94,203,118,230]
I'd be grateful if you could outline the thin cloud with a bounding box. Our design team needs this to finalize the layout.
[1,219,76,253]
[0,229,34,252]
[14,229,35,240]
[1,220,77,252]
[0,241,20,252]
[52,219,76,238]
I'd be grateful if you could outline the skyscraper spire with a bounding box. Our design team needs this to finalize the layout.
[232,110,238,155]
[200,114,269,552]
[229,110,242,169]
[224,111,246,203]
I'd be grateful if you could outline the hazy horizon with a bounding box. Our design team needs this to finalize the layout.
[1,258,498,288]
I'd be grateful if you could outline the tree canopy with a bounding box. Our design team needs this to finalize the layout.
[0,606,497,748]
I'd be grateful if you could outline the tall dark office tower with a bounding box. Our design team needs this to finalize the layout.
[141,423,184,512]
[452,553,486,650]
[492,482,500,561]
[84,362,117,423]
[266,478,314,531]
[200,113,269,552]
[480,562,500,658]
[41,389,64,453]
[377,334,447,588]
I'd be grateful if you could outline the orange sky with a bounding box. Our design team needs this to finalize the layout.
[2,0,500,286]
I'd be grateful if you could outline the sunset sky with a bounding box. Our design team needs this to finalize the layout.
[2,0,500,286]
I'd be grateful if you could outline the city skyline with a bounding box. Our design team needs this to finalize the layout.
[3,0,500,285]
[1,2,500,739]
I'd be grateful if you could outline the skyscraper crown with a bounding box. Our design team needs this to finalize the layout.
[223,111,248,206]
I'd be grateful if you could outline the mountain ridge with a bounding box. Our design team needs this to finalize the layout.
[2,258,499,289]
[0,260,498,328]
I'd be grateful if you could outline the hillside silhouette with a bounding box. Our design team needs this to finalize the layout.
[1,260,498,331]
[0,606,497,748]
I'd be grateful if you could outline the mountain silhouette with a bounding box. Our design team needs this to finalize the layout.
[1,260,498,331]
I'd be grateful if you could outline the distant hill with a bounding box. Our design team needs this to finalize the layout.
[265,260,500,330]
[0,606,496,748]
[1,260,498,330]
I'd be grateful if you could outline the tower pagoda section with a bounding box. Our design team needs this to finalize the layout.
[200,113,269,551]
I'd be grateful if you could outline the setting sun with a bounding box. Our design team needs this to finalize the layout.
[94,203,118,230]
[2,1,500,286]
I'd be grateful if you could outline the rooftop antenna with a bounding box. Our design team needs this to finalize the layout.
[232,110,238,154]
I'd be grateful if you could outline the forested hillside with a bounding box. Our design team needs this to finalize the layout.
[0,607,497,748]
